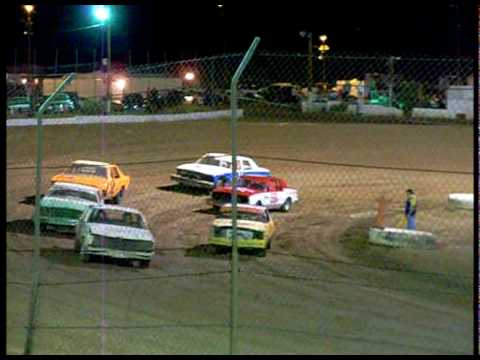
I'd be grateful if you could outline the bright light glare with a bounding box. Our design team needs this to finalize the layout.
[113,78,126,91]
[21,78,28,84]
[184,72,195,81]
[23,5,34,13]
[184,96,194,103]
[320,35,327,43]
[93,5,110,22]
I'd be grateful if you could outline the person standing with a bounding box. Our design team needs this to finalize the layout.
[404,189,417,230]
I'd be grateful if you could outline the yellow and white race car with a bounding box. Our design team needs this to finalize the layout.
[208,204,275,257]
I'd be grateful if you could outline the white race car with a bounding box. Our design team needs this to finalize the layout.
[170,153,271,190]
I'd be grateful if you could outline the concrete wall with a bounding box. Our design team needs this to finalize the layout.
[446,86,473,120]
[42,72,183,99]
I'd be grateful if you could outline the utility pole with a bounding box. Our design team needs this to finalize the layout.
[14,48,17,74]
[106,21,112,115]
[387,56,401,107]
[75,49,79,73]
[54,49,59,74]
[299,31,314,91]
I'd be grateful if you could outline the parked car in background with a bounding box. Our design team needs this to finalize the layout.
[51,160,131,204]
[208,204,275,257]
[209,176,299,212]
[39,182,104,233]
[254,83,303,104]
[38,92,82,114]
[122,93,145,112]
[7,97,33,116]
[171,153,271,190]
[75,205,155,268]
[202,89,226,106]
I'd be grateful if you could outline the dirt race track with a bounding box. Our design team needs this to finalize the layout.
[6,120,474,354]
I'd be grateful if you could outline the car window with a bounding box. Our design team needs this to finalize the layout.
[111,167,120,179]
[66,164,108,178]
[47,189,98,203]
[250,183,266,191]
[243,160,252,169]
[89,209,146,229]
[219,211,268,223]
[198,156,222,167]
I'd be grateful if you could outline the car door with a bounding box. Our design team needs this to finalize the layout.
[110,166,122,196]
[76,208,91,242]
[264,182,279,208]
[265,211,275,239]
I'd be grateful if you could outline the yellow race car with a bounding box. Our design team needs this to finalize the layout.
[208,204,275,257]
[51,160,130,204]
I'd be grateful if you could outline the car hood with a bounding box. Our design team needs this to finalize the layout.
[40,196,96,211]
[177,163,230,177]
[52,174,107,189]
[213,187,260,197]
[88,223,154,242]
[212,219,267,232]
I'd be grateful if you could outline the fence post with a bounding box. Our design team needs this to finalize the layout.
[229,36,261,355]
[24,73,76,355]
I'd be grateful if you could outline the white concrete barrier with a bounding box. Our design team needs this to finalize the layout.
[369,227,437,248]
[6,110,241,127]
[448,193,474,210]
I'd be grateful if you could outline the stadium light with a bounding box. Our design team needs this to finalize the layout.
[184,72,195,81]
[93,5,110,22]
[23,5,34,14]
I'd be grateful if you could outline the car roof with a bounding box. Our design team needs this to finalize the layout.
[216,155,253,162]
[90,204,143,215]
[73,160,110,167]
[51,182,101,193]
[203,153,228,158]
[220,204,267,214]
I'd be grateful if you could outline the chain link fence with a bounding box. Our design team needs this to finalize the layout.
[7,49,474,354]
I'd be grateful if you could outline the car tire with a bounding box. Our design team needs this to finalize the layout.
[257,249,267,257]
[74,238,81,253]
[114,188,125,205]
[139,260,150,268]
[80,253,91,263]
[281,198,292,212]
[256,201,263,206]
[267,240,271,250]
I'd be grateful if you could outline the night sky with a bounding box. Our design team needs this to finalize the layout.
[6,1,477,69]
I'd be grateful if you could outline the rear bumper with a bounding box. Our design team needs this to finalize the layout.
[171,174,215,189]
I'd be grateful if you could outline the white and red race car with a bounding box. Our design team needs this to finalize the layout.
[208,176,299,212]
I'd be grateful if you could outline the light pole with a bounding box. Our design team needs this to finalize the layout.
[23,5,34,108]
[93,5,111,157]
[93,5,112,114]
[300,31,313,91]
[318,34,330,93]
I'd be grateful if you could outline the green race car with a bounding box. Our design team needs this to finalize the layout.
[38,182,104,233]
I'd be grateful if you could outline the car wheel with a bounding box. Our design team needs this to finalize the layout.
[257,249,267,257]
[74,238,81,253]
[140,260,150,268]
[281,198,292,212]
[267,240,271,250]
[256,201,263,206]
[114,188,125,205]
[80,253,91,263]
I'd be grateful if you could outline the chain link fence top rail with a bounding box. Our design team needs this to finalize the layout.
[7,51,474,354]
